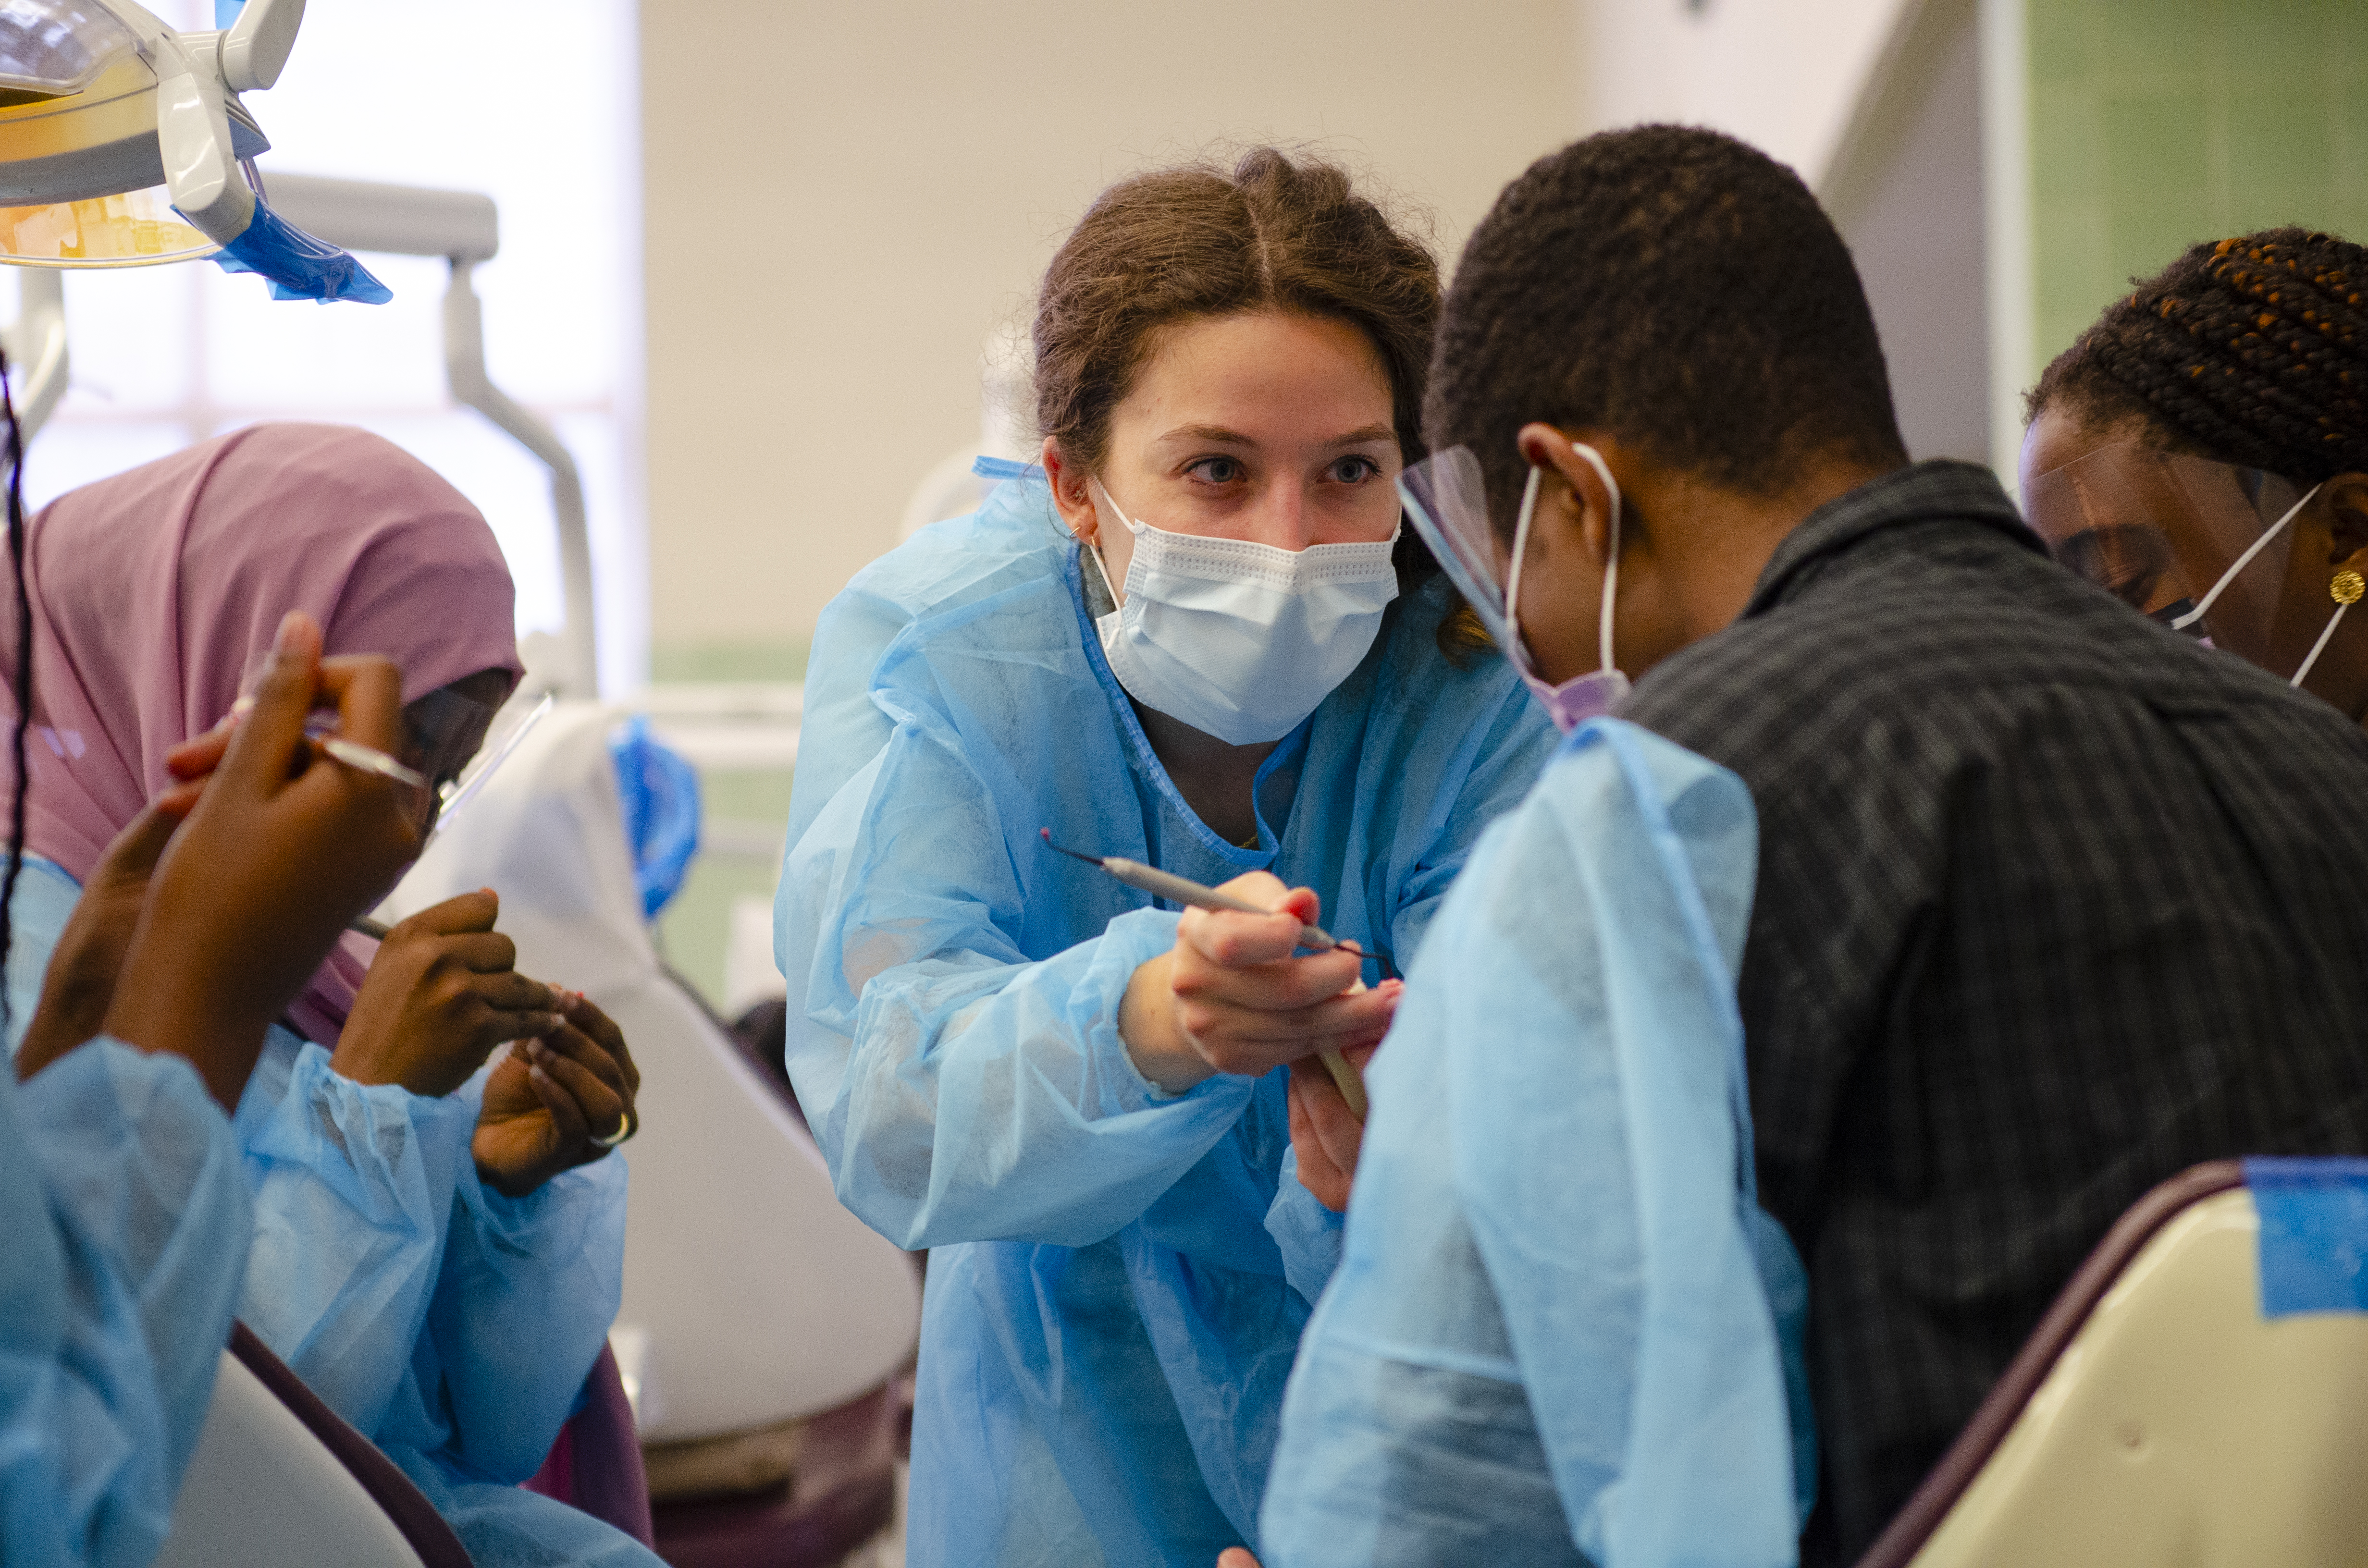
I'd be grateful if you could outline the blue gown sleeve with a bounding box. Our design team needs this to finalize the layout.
[1261,721,1812,1568]
[779,708,1263,1253]
[1,1038,252,1568]
[1265,1146,1344,1305]
[1,857,92,1061]
[419,1131,629,1483]
[1378,674,1558,968]
[1254,662,1552,1307]
[233,1029,474,1442]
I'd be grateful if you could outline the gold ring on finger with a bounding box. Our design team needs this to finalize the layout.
[592,1105,637,1148]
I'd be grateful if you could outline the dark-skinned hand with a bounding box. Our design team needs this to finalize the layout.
[473,992,641,1198]
[97,612,423,1109]
[332,889,565,1099]
[13,790,201,1080]
[1287,1040,1379,1213]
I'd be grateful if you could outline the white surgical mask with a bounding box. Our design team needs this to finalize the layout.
[1082,479,1400,746]
[2168,481,2329,685]
[1506,441,1630,734]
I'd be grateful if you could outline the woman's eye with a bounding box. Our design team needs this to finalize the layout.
[1328,455,1381,484]
[1184,456,1244,485]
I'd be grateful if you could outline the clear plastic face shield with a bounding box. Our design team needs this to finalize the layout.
[233,653,545,836]
[1399,441,1629,733]
[1396,445,1514,647]
[2021,444,2330,677]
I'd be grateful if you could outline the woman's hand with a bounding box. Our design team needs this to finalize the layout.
[333,890,565,1098]
[14,790,203,1080]
[472,992,641,1198]
[1119,871,1399,1094]
[1288,1040,1378,1213]
[99,612,424,1109]
[1218,1550,1262,1568]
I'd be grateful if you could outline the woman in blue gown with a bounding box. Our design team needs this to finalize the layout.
[3,426,654,1568]
[2,609,424,1567]
[777,148,1555,1565]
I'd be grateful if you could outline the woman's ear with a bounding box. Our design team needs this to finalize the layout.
[1042,437,1099,546]
[2324,471,2368,574]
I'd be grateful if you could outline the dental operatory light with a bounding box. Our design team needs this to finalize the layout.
[0,0,386,300]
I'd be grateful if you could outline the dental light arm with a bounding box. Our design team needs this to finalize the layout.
[0,0,385,300]
[262,173,599,700]
[92,0,253,240]
[217,0,301,93]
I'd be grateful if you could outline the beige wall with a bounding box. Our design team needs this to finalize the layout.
[640,0,1584,657]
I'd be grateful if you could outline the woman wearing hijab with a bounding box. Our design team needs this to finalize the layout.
[0,423,657,1568]
[0,611,427,1568]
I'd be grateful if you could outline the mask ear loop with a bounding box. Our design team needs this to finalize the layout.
[1504,466,1546,677]
[2171,482,2322,632]
[1505,446,1628,676]
[1079,478,1141,607]
[2292,565,2366,690]
[1565,442,1625,675]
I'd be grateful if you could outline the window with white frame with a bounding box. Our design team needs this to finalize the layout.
[6,0,645,691]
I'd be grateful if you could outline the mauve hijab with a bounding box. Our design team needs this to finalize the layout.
[3,423,521,1046]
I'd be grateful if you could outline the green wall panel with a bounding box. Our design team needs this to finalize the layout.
[2026,0,2368,377]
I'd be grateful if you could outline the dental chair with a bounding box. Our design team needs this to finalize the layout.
[378,700,923,1567]
[151,1324,469,1568]
[1856,1160,2368,1568]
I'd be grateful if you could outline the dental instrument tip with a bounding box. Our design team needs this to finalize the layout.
[1039,828,1105,865]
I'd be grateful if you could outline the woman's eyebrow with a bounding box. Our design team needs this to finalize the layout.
[1152,422,1398,447]
[1157,423,1257,446]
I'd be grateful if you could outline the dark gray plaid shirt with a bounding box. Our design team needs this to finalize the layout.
[1623,461,2368,1563]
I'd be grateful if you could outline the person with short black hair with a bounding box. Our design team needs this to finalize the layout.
[1254,127,2368,1567]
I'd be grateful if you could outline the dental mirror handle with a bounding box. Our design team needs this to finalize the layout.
[1095,857,1346,951]
[1040,832,1372,1121]
[1091,856,1368,1121]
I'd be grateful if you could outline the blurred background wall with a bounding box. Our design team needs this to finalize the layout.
[639,0,1588,678]
[11,0,2362,1004]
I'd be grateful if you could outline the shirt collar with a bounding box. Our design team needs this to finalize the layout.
[1742,459,2043,619]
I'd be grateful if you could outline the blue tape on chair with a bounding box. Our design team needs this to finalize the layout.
[2245,1157,2368,1317]
[206,198,394,304]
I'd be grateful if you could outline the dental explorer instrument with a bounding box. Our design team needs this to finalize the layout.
[1039,829,1370,1121]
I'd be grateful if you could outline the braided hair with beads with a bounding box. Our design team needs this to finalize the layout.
[2028,227,2368,483]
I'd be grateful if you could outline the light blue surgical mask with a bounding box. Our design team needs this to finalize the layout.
[1083,479,1401,745]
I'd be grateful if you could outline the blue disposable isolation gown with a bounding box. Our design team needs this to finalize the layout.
[0,1031,250,1568]
[5,858,656,1568]
[1259,719,1815,1568]
[777,463,1556,1566]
